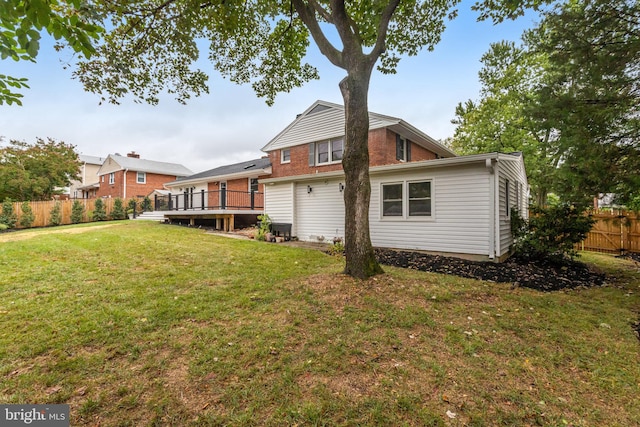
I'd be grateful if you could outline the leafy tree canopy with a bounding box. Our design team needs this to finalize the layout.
[452,0,640,207]
[0,138,81,201]
[0,0,102,105]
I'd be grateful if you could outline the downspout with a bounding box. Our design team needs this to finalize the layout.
[486,158,496,260]
[494,159,501,260]
[123,169,128,199]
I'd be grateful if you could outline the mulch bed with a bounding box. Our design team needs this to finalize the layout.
[374,249,606,292]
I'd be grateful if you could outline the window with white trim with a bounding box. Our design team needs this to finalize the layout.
[396,135,411,162]
[382,183,403,217]
[109,172,115,185]
[381,180,432,219]
[137,171,146,184]
[308,139,344,165]
[281,149,291,163]
[250,178,259,193]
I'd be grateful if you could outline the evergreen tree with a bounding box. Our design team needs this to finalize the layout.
[71,200,85,224]
[49,202,62,226]
[111,198,126,220]
[19,201,35,228]
[0,199,18,228]
[92,199,107,221]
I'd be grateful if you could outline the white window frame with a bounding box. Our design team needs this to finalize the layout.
[281,148,291,164]
[137,171,146,184]
[109,172,115,185]
[380,179,434,221]
[316,139,343,165]
[407,180,432,218]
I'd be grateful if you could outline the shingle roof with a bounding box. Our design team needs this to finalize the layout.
[79,154,105,164]
[109,154,193,176]
[173,157,271,183]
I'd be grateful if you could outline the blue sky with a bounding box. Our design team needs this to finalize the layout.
[0,2,539,174]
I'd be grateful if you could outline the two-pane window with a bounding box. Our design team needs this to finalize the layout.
[281,149,291,163]
[310,139,344,165]
[382,180,432,218]
[137,172,146,184]
[109,173,115,184]
[250,178,259,193]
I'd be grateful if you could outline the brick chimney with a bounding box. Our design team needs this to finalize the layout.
[127,151,140,158]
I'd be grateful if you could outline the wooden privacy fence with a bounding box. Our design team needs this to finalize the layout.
[4,198,140,228]
[577,210,640,255]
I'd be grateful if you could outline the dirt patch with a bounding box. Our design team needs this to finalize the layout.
[374,249,606,291]
[0,224,121,242]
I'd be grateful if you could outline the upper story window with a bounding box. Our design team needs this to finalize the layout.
[309,139,344,166]
[281,149,291,164]
[137,172,146,184]
[109,172,115,185]
[396,135,412,162]
[250,178,259,193]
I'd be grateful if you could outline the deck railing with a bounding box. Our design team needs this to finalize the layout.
[154,189,264,211]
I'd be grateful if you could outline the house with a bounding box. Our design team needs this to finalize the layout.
[260,100,529,261]
[160,157,271,230]
[95,152,193,199]
[71,154,105,199]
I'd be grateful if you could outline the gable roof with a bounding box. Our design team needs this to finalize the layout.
[97,154,193,177]
[79,154,106,165]
[166,157,272,187]
[261,100,456,158]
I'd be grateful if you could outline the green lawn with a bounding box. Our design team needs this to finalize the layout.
[1,221,639,426]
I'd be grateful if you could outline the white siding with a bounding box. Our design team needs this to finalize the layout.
[264,182,295,231]
[294,179,345,242]
[369,163,492,256]
[496,156,528,257]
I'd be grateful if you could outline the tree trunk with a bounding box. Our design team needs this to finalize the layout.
[339,70,384,279]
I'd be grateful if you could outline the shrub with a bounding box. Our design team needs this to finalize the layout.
[511,205,595,262]
[0,199,18,229]
[49,202,62,226]
[111,198,127,220]
[127,199,138,217]
[19,201,35,228]
[0,223,7,231]
[141,196,153,212]
[93,199,107,221]
[71,200,85,224]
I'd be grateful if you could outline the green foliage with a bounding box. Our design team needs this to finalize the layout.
[0,223,7,231]
[0,199,18,228]
[0,138,81,201]
[71,200,85,224]
[111,198,126,220]
[141,196,152,212]
[511,205,595,262]
[127,198,138,215]
[19,201,35,228]
[0,0,103,105]
[92,199,107,221]
[49,202,62,226]
[327,240,345,257]
[256,214,272,242]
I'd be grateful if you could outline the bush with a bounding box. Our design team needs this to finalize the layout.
[71,200,85,224]
[19,201,35,228]
[93,199,107,221]
[255,214,272,241]
[0,199,18,229]
[127,199,138,217]
[111,198,127,220]
[141,196,152,212]
[49,202,62,226]
[511,205,595,262]
[0,223,7,231]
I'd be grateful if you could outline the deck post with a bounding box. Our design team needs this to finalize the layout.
[250,191,255,210]
[201,189,205,210]
[168,193,173,210]
[184,191,188,210]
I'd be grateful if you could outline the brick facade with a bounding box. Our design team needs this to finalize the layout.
[268,128,438,178]
[207,176,268,209]
[96,170,179,199]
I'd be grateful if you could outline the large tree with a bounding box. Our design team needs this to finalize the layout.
[75,0,459,278]
[453,0,640,207]
[0,138,81,201]
[0,0,102,105]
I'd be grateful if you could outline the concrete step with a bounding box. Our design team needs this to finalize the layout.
[134,212,166,221]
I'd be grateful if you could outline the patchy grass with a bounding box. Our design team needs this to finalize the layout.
[0,221,638,426]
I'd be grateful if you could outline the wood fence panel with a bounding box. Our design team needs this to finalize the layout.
[578,210,640,254]
[5,198,132,229]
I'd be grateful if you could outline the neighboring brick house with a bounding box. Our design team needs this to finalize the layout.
[260,100,529,261]
[95,152,192,199]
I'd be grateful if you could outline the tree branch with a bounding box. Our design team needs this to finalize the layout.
[292,0,343,68]
[368,0,401,64]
